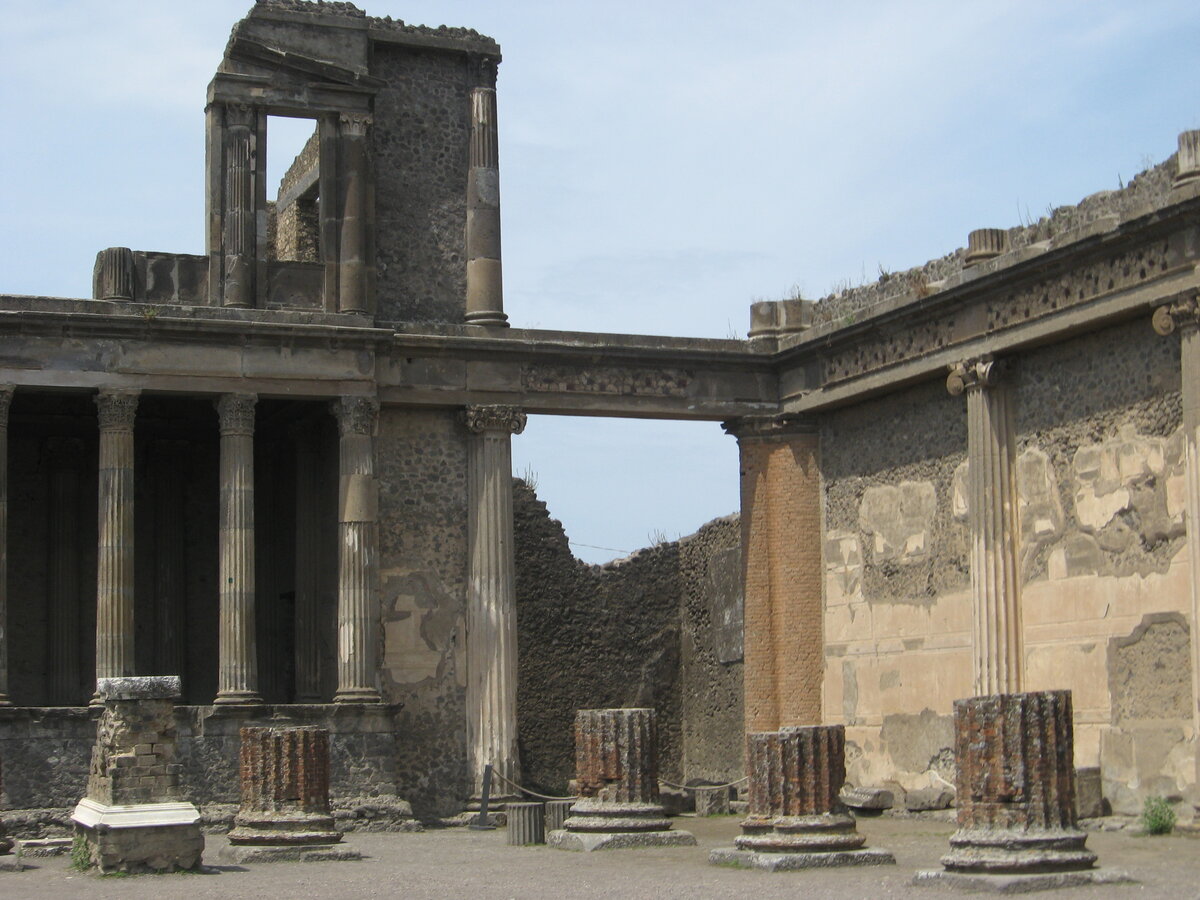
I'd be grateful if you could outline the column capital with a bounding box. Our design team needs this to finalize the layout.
[224,102,255,128]
[217,393,257,436]
[946,357,1006,396]
[463,405,526,436]
[1152,291,1200,336]
[95,389,140,431]
[334,396,379,436]
[467,53,499,88]
[721,413,816,442]
[338,112,372,136]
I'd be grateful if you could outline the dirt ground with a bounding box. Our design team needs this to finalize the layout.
[3,815,1195,899]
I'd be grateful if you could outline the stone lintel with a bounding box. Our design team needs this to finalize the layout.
[97,675,182,702]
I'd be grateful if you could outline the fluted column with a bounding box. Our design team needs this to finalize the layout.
[293,427,323,702]
[464,405,525,799]
[337,114,371,315]
[94,389,139,703]
[1152,293,1200,797]
[48,438,83,705]
[222,103,256,309]
[0,386,12,706]
[333,396,381,703]
[947,359,1023,695]
[464,55,507,327]
[215,393,261,705]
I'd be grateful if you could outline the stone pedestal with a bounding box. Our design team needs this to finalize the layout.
[71,676,203,873]
[915,691,1130,891]
[710,726,893,871]
[222,725,359,863]
[548,708,695,851]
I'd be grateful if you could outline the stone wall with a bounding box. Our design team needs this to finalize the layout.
[375,407,470,816]
[371,44,472,325]
[512,480,742,794]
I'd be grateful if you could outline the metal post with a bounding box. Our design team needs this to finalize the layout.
[470,763,496,831]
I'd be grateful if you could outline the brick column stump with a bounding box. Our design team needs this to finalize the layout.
[71,676,204,873]
[222,726,360,863]
[915,691,1131,891]
[710,725,894,870]
[548,708,695,851]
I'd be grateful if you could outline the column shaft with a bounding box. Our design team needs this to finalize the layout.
[48,439,82,704]
[1180,323,1200,786]
[215,393,261,705]
[949,360,1023,695]
[464,405,525,796]
[725,416,823,733]
[223,104,255,309]
[153,442,187,681]
[294,430,323,702]
[337,115,370,314]
[334,397,381,703]
[0,386,11,705]
[464,62,507,327]
[95,390,138,701]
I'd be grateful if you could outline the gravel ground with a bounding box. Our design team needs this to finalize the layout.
[3,815,1195,899]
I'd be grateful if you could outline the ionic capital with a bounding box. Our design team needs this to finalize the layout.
[946,358,1003,396]
[463,405,526,436]
[95,389,140,432]
[216,393,257,436]
[1152,292,1200,336]
[721,413,816,442]
[339,113,372,137]
[334,396,380,436]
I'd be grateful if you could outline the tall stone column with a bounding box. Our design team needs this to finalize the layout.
[1152,293,1200,798]
[463,405,525,801]
[464,55,507,327]
[0,386,12,707]
[94,389,139,703]
[48,438,83,705]
[722,415,823,733]
[337,114,371,315]
[947,359,1023,695]
[222,103,256,309]
[293,427,323,703]
[333,396,381,704]
[709,725,893,869]
[215,393,261,706]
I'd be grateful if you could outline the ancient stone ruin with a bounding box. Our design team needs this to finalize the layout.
[222,725,358,863]
[548,708,695,851]
[71,676,203,874]
[710,725,893,870]
[915,691,1129,891]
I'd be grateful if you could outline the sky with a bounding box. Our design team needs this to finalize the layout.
[2,1,1198,563]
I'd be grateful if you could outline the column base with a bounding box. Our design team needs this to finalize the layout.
[941,827,1097,874]
[913,868,1133,892]
[711,846,895,871]
[220,843,361,864]
[213,690,264,706]
[464,310,509,327]
[333,688,382,704]
[548,828,696,852]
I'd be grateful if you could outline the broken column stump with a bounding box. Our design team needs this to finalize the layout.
[71,676,204,873]
[710,725,894,870]
[506,801,545,845]
[914,691,1131,891]
[548,708,695,851]
[221,725,360,863]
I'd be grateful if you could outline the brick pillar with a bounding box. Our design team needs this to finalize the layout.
[723,415,822,733]
[550,708,696,851]
[228,726,341,846]
[942,691,1096,873]
[71,675,203,873]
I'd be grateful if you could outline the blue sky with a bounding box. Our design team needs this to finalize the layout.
[2,1,1198,562]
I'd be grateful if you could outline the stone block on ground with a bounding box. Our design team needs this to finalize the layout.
[840,786,894,813]
[905,786,955,811]
[1075,767,1107,819]
[694,785,731,816]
